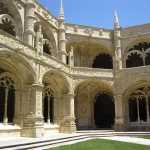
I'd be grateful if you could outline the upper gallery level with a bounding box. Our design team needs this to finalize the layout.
[0,0,150,74]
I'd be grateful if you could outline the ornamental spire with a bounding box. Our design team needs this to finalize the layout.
[59,0,65,20]
[114,10,120,28]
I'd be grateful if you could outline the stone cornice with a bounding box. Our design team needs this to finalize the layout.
[65,23,112,39]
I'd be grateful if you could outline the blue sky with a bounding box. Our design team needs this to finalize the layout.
[39,0,150,29]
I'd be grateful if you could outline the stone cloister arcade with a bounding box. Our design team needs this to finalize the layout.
[0,0,150,138]
[74,80,114,129]
[67,41,113,69]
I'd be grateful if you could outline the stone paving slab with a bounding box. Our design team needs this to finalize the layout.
[100,136,150,146]
[0,132,150,149]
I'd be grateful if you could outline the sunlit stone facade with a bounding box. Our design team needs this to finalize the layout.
[0,0,150,137]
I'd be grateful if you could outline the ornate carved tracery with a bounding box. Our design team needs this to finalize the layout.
[43,86,54,124]
[128,85,150,123]
[0,72,16,124]
[126,42,150,68]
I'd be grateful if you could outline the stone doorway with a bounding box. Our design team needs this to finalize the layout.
[94,93,115,129]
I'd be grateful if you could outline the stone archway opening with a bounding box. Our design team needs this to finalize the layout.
[67,42,112,68]
[0,72,16,124]
[123,83,150,131]
[75,80,114,130]
[92,54,113,69]
[126,53,143,68]
[0,51,36,129]
[94,93,115,129]
[127,85,150,123]
[42,71,70,126]
[126,42,150,68]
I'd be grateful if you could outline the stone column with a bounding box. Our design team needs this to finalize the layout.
[91,101,95,128]
[114,29,123,71]
[113,12,123,72]
[47,96,51,124]
[146,96,150,122]
[53,96,60,124]
[14,89,23,126]
[35,23,43,55]
[3,88,8,125]
[114,94,125,131]
[22,83,44,138]
[59,93,76,133]
[24,0,36,47]
[58,20,67,64]
[69,46,74,67]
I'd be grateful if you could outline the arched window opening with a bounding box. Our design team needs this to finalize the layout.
[0,3,16,36]
[92,54,113,69]
[126,42,150,68]
[94,93,115,128]
[43,87,54,124]
[0,74,15,124]
[126,53,143,68]
[42,29,56,57]
[145,52,150,65]
[43,40,52,56]
[128,86,150,123]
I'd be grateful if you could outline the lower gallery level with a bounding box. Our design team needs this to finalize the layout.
[0,62,150,138]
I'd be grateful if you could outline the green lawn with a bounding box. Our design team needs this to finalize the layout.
[140,136,150,139]
[49,139,150,150]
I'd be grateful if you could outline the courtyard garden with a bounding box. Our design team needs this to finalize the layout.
[49,139,150,150]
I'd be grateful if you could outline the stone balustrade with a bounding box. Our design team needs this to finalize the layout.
[121,65,150,75]
[71,67,114,79]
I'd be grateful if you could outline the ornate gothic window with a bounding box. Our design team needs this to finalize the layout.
[128,86,150,123]
[126,42,150,68]
[92,54,113,69]
[0,73,15,124]
[43,86,54,124]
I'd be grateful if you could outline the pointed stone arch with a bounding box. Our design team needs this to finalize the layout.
[67,41,113,68]
[74,79,114,129]
[123,81,150,130]
[0,48,36,83]
[35,20,58,57]
[42,70,72,127]
[0,47,37,127]
[124,38,150,68]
